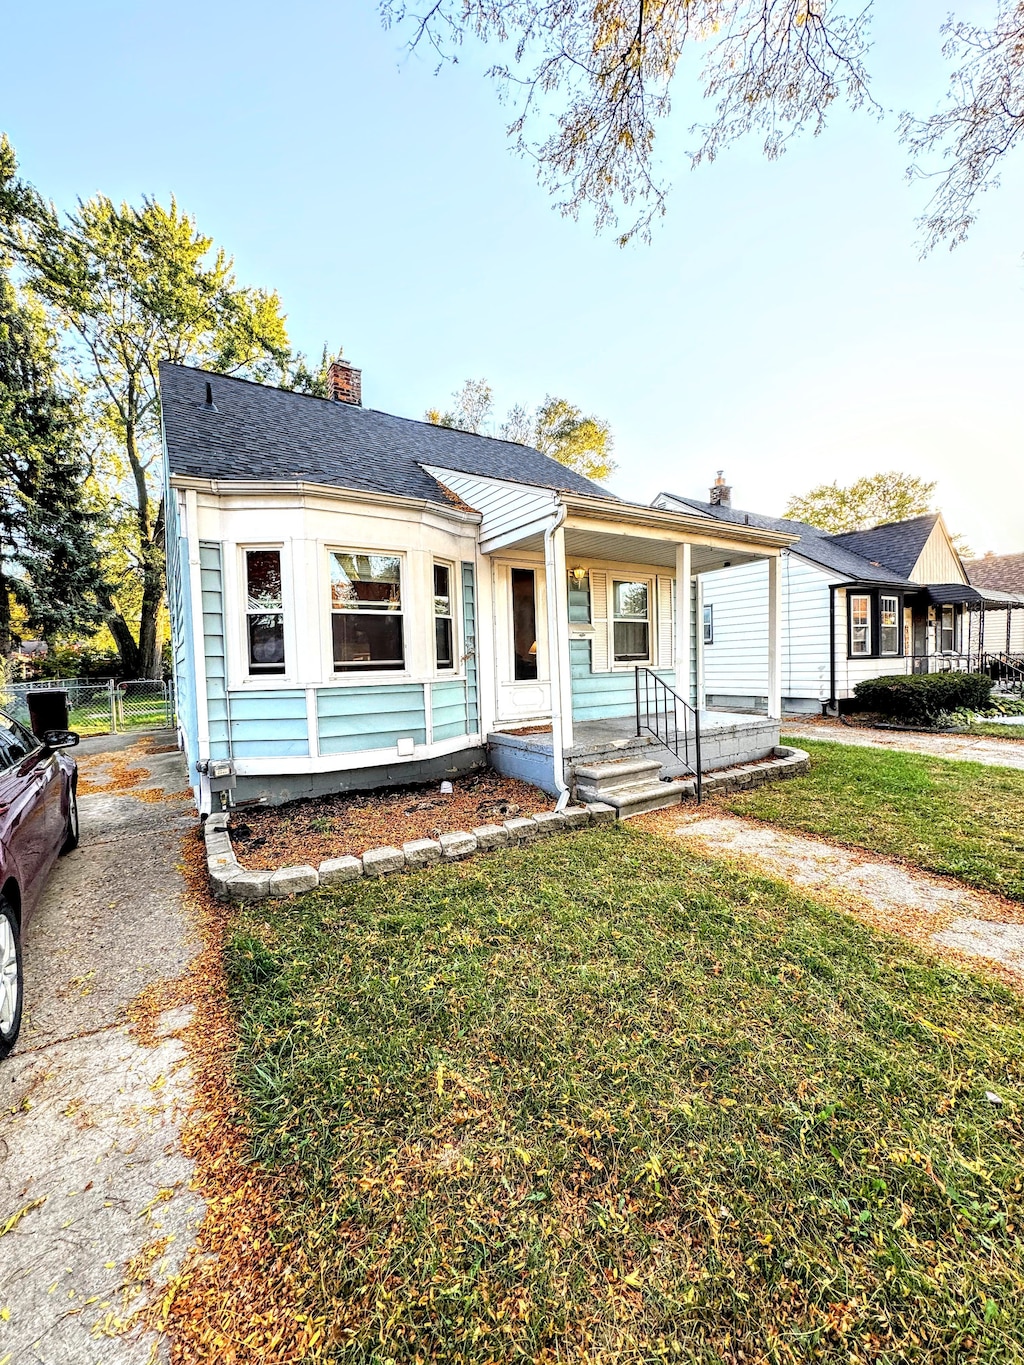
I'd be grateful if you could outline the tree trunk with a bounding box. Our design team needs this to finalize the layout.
[137,496,165,679]
[0,556,14,660]
[98,587,142,677]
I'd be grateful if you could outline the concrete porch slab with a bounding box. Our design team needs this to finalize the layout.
[488,712,781,795]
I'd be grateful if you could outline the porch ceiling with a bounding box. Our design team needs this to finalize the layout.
[562,525,763,572]
[496,527,765,570]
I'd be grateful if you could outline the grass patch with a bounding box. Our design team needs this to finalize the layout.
[719,738,1024,902]
[966,723,1024,742]
[226,827,1024,1361]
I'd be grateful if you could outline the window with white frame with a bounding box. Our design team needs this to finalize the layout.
[850,594,871,656]
[330,552,404,672]
[703,603,714,645]
[244,549,286,676]
[434,562,455,670]
[880,595,900,655]
[941,605,956,653]
[612,580,650,663]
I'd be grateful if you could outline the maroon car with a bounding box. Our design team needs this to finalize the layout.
[0,712,80,1060]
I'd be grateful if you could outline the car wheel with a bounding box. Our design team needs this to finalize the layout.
[0,900,23,1061]
[61,785,80,855]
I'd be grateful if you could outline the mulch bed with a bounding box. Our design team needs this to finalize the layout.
[231,771,551,869]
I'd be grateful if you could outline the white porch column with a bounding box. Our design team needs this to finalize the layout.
[547,521,574,750]
[767,552,783,720]
[675,542,692,704]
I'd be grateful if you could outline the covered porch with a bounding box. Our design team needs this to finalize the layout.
[481,493,796,798]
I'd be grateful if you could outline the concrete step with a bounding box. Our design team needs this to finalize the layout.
[596,782,685,817]
[573,756,663,792]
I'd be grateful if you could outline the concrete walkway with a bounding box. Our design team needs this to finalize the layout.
[0,732,199,1365]
[655,811,1024,983]
[783,719,1024,771]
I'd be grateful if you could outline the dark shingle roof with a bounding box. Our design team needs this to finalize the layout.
[965,552,1024,593]
[827,515,939,581]
[658,495,913,586]
[159,363,609,505]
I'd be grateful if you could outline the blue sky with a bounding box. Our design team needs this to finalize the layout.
[4,1,1022,552]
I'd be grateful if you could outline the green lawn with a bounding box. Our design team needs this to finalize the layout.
[717,737,1024,902]
[966,722,1024,742]
[226,827,1024,1361]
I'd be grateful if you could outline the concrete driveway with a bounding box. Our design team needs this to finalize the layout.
[0,731,200,1365]
[784,718,1024,770]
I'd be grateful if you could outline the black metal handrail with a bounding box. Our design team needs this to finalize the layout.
[984,652,1024,695]
[635,667,702,802]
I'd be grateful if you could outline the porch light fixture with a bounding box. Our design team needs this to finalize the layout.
[570,566,588,583]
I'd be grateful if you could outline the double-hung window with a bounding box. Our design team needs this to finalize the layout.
[941,605,956,654]
[434,563,455,670]
[850,594,871,656]
[703,603,714,645]
[612,580,650,663]
[331,552,404,672]
[244,549,286,676]
[879,595,900,655]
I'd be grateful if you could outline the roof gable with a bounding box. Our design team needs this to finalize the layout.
[826,515,940,580]
[159,362,609,506]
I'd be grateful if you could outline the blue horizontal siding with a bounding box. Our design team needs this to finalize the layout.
[317,684,427,755]
[221,690,309,759]
[570,639,675,721]
[199,543,230,757]
[462,562,479,733]
[432,679,468,742]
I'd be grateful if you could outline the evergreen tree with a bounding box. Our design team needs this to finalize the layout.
[0,140,106,656]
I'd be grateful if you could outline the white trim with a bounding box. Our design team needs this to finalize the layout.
[675,542,691,690]
[305,686,320,758]
[169,473,481,525]
[186,489,211,762]
[231,731,483,776]
[767,552,782,720]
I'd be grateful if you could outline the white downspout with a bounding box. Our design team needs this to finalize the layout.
[544,504,571,810]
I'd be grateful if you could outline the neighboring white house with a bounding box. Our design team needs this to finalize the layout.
[162,363,796,811]
[654,477,1024,715]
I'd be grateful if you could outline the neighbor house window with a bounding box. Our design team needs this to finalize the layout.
[703,603,714,645]
[511,568,538,680]
[613,580,650,662]
[434,562,455,670]
[245,549,285,675]
[850,594,871,656]
[331,552,404,671]
[567,570,591,624]
[941,605,956,653]
[880,595,900,655]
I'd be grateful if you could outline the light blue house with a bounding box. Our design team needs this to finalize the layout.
[162,359,792,812]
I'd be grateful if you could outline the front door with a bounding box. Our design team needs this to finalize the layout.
[494,562,552,723]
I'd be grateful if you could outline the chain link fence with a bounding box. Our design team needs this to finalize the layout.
[0,678,175,737]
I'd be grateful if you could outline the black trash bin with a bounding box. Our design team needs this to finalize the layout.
[27,689,70,738]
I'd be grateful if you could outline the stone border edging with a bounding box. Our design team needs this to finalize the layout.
[202,745,810,903]
[204,801,616,902]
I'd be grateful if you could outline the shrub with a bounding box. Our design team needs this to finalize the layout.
[853,672,993,725]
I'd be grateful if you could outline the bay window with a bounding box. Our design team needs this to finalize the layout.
[613,580,650,663]
[434,562,455,670]
[244,549,285,675]
[331,552,404,672]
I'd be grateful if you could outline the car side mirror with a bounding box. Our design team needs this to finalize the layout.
[43,730,80,750]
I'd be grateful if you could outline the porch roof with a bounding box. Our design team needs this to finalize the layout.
[502,492,798,571]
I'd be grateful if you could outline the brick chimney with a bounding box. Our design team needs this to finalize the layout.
[327,358,361,406]
[709,470,731,507]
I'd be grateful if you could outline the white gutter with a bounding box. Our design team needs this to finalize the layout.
[544,504,571,810]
